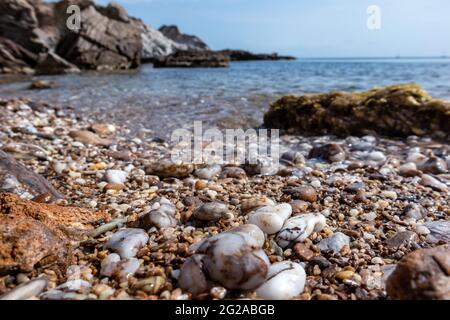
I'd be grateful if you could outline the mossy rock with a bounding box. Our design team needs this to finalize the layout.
[264,84,450,140]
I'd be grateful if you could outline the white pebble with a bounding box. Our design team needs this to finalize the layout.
[276,213,326,248]
[248,204,292,234]
[105,170,128,184]
[415,225,430,235]
[104,228,149,258]
[256,262,306,300]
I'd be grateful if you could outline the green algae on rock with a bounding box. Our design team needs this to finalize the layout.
[263,84,450,140]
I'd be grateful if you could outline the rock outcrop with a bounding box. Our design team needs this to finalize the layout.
[153,49,229,68]
[0,0,141,74]
[0,193,108,274]
[137,21,187,63]
[0,150,64,202]
[53,0,142,71]
[264,84,450,140]
[386,244,450,300]
[159,25,209,51]
[218,49,296,61]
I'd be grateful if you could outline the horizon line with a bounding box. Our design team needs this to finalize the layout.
[296,56,449,60]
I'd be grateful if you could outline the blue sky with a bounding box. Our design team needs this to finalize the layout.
[94,0,450,57]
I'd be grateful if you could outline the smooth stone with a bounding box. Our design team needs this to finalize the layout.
[145,159,194,178]
[0,277,47,300]
[140,197,177,229]
[256,261,306,300]
[241,197,275,213]
[420,174,448,192]
[424,220,450,243]
[100,253,140,281]
[104,170,128,185]
[247,203,292,234]
[406,153,427,166]
[386,244,450,299]
[100,253,121,277]
[386,231,418,249]
[193,202,229,222]
[194,164,222,180]
[317,232,350,254]
[219,166,247,179]
[69,130,112,146]
[104,228,149,258]
[178,255,208,295]
[276,213,326,248]
[399,162,421,177]
[308,143,346,162]
[418,156,448,174]
[294,243,314,261]
[282,186,317,202]
[402,203,425,219]
[195,225,270,290]
[280,151,305,166]
[368,151,386,163]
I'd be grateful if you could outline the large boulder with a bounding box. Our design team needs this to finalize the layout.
[159,25,209,50]
[386,244,450,300]
[0,150,64,202]
[264,84,450,140]
[0,0,141,74]
[54,0,142,71]
[0,193,108,274]
[153,49,229,68]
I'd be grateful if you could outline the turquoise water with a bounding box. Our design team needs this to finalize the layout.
[1,58,449,136]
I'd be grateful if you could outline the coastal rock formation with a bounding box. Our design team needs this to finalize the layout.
[218,49,295,61]
[386,244,450,300]
[153,49,229,68]
[138,22,187,63]
[54,0,142,71]
[0,0,141,74]
[159,25,209,51]
[0,150,64,202]
[264,84,450,140]
[0,193,108,273]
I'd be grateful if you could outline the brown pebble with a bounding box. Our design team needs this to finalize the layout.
[294,243,314,261]
[290,200,309,214]
[104,183,125,192]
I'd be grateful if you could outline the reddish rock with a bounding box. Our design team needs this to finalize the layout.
[386,244,450,300]
[0,193,108,274]
[294,243,314,261]
[283,186,317,203]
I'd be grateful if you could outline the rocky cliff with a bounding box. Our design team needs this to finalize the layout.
[0,0,142,74]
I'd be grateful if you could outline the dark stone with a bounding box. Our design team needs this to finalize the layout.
[308,143,346,162]
[153,49,229,68]
[264,84,450,140]
[218,49,296,61]
[386,244,450,300]
[386,231,418,249]
[0,150,63,202]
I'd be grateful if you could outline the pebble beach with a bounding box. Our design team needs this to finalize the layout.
[0,91,448,300]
